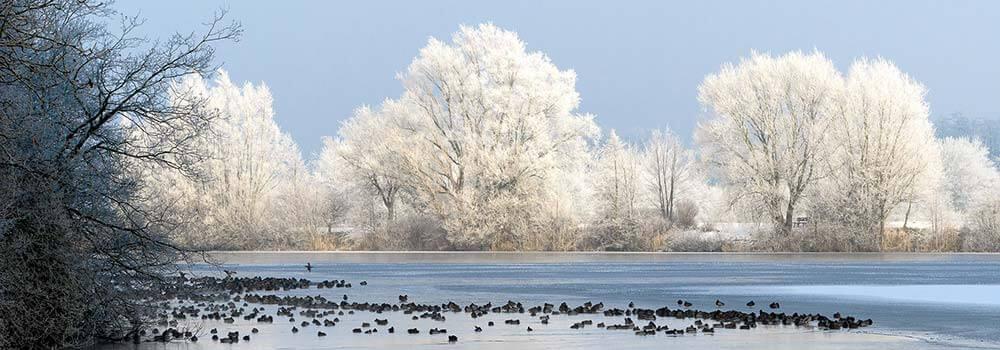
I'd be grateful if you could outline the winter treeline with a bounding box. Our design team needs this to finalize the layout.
[142,24,1000,252]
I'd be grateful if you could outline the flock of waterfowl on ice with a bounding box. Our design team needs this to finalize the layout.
[132,263,874,345]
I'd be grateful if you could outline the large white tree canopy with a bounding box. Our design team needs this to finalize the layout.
[697,51,843,232]
[142,71,311,249]
[827,58,941,246]
[335,24,599,249]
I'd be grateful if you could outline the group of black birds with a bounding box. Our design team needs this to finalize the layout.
[126,263,873,345]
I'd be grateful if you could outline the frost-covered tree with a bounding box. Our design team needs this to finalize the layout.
[337,106,407,224]
[532,156,593,250]
[314,137,352,235]
[594,130,642,222]
[589,130,643,249]
[373,24,598,249]
[899,141,946,232]
[643,128,697,225]
[273,157,329,247]
[697,51,842,234]
[827,58,940,248]
[963,193,1000,251]
[144,71,307,249]
[324,106,425,250]
[939,137,999,213]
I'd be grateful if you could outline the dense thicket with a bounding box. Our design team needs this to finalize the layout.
[0,0,238,347]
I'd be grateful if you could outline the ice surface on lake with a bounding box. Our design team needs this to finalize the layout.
[772,284,1000,306]
[96,253,1000,349]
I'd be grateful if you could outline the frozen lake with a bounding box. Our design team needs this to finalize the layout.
[99,252,1000,349]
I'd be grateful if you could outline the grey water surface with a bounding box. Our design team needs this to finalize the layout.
[102,252,1000,349]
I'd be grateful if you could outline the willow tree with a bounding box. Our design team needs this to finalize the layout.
[696,51,842,234]
[828,58,941,249]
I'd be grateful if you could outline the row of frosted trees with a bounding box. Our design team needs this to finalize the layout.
[697,52,998,251]
[141,24,1000,252]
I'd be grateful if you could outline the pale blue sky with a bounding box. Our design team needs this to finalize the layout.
[115,0,1000,157]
